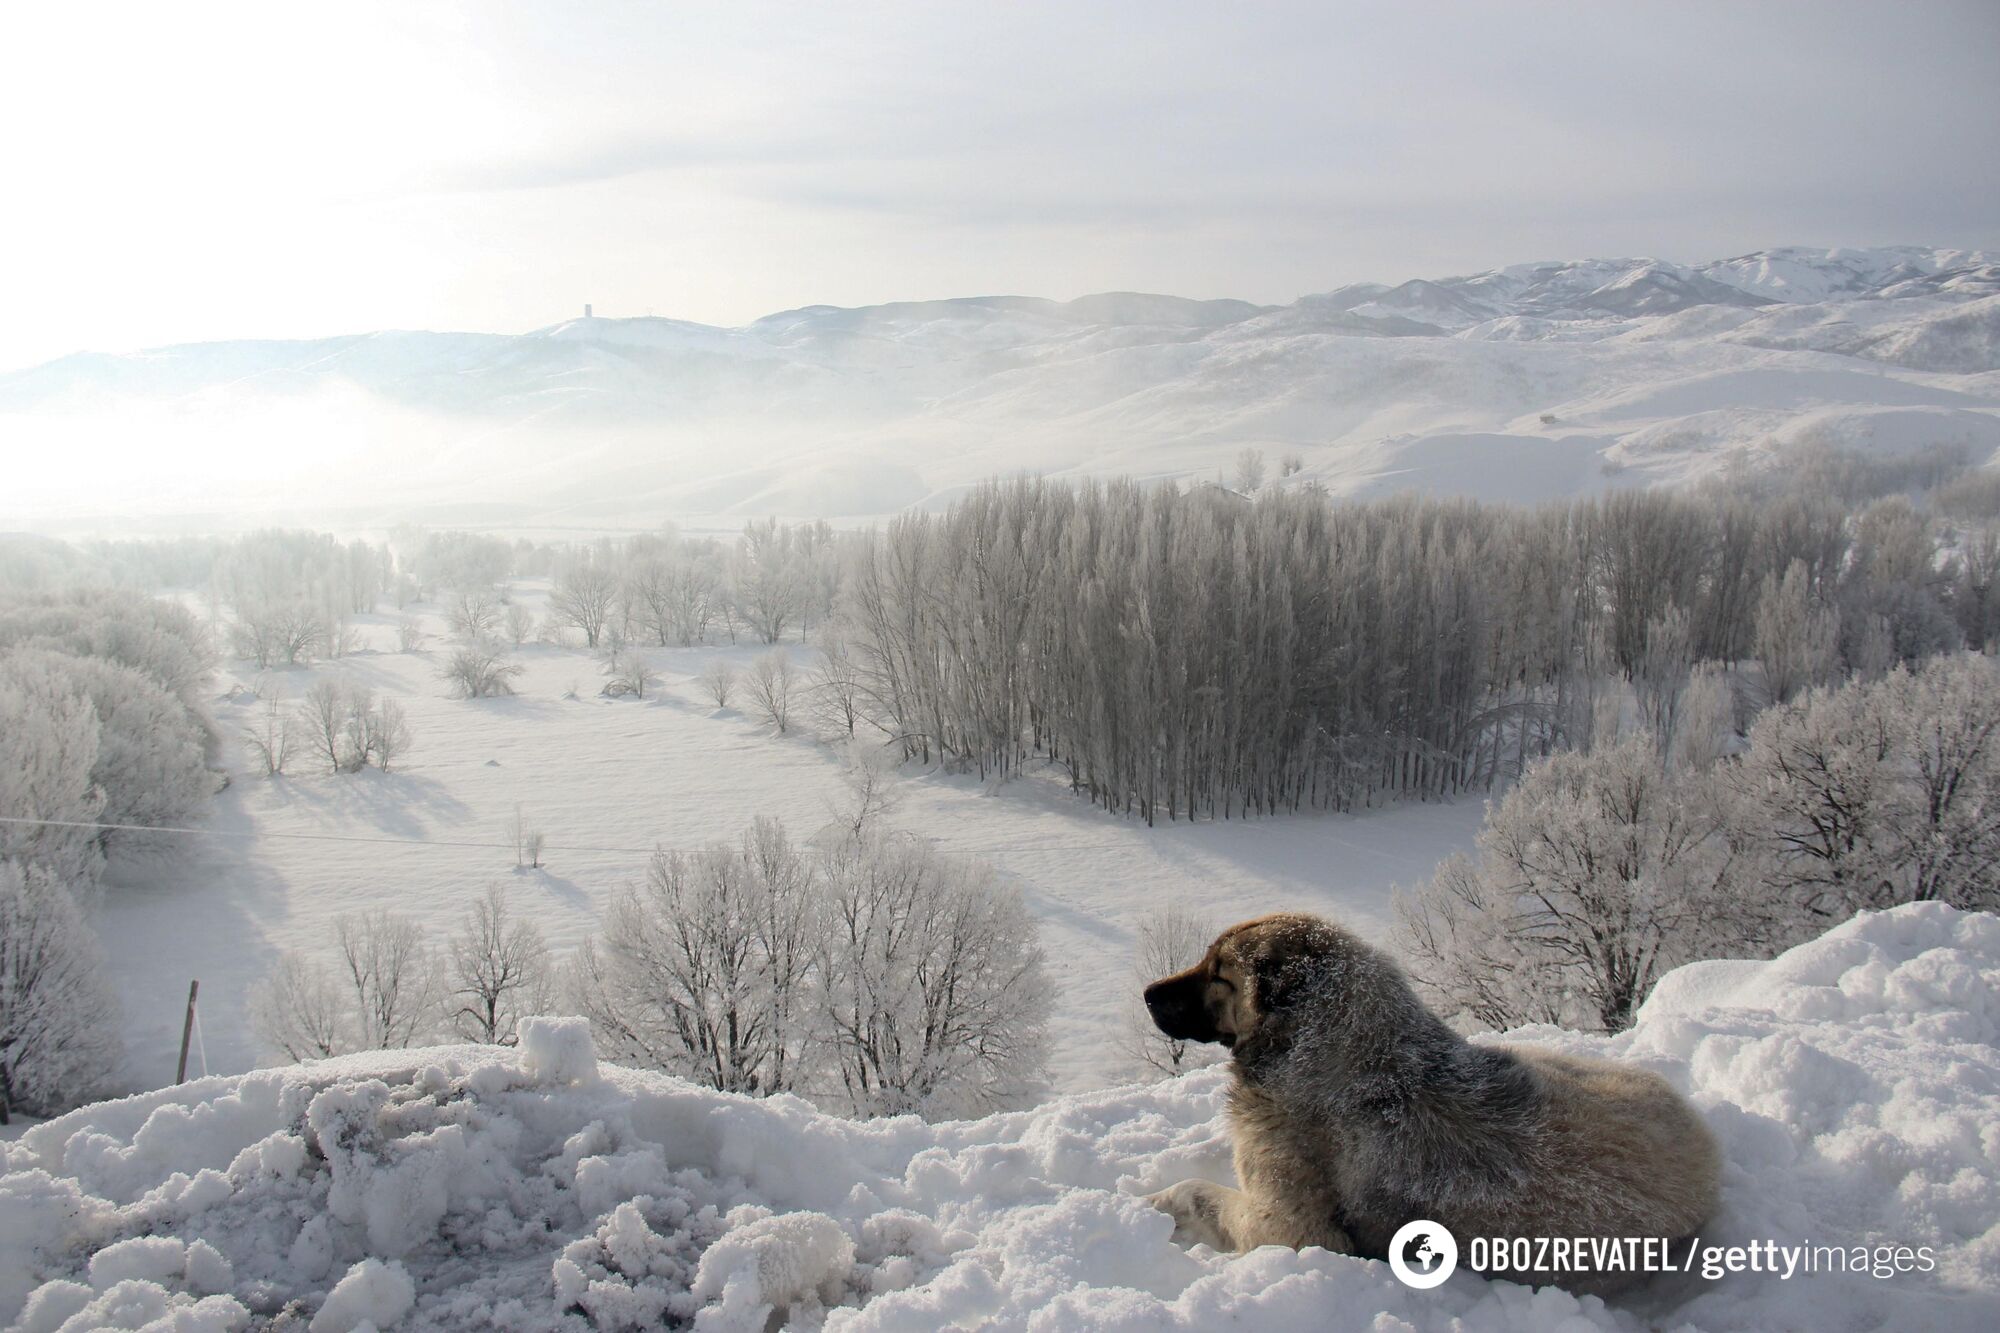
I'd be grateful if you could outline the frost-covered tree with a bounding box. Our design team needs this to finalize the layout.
[745,650,796,731]
[250,950,348,1062]
[808,637,869,737]
[548,557,621,649]
[395,616,428,653]
[299,680,361,774]
[242,683,296,778]
[599,649,658,699]
[732,519,805,644]
[1729,656,2000,925]
[0,663,105,891]
[446,885,554,1045]
[1117,903,1225,1078]
[336,910,439,1050]
[1232,447,1267,493]
[1398,732,1748,1033]
[814,831,1049,1117]
[443,584,503,642]
[569,819,818,1095]
[1754,560,1839,705]
[0,858,121,1119]
[503,602,537,647]
[697,659,738,708]
[440,641,524,699]
[2,648,209,857]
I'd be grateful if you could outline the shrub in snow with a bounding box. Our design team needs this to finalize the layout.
[0,858,121,1119]
[395,615,427,653]
[743,649,795,732]
[240,682,296,777]
[439,639,523,699]
[696,658,738,708]
[447,887,554,1045]
[599,648,659,699]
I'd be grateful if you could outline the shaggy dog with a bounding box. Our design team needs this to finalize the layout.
[1143,913,1719,1294]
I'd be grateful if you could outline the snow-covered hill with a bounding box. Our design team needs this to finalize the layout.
[5,904,1997,1331]
[3,246,1998,529]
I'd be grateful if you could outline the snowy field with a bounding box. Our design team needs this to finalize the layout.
[4,903,1995,1331]
[94,589,1482,1097]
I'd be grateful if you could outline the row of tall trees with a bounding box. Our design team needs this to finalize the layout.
[844,477,1993,824]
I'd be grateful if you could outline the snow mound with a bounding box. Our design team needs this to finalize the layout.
[4,905,1998,1331]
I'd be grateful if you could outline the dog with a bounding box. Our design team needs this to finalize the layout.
[1143,913,1719,1295]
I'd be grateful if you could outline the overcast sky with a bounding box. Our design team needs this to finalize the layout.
[2,0,1995,371]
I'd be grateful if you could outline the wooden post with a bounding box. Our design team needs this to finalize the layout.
[175,980,200,1084]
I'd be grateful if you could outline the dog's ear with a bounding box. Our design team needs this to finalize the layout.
[1244,924,1321,1016]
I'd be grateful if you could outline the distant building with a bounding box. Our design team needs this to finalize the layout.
[584,303,593,319]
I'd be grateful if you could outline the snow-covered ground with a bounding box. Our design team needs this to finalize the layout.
[5,903,1995,1331]
[94,594,1482,1098]
[4,246,1996,531]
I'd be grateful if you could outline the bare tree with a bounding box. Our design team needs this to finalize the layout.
[395,616,427,653]
[298,679,360,774]
[335,910,439,1050]
[361,696,411,771]
[440,640,524,699]
[447,885,554,1044]
[569,820,819,1095]
[600,649,659,699]
[242,681,295,777]
[1755,560,1839,705]
[808,637,869,736]
[1117,903,1225,1078]
[745,650,796,732]
[250,950,348,1062]
[548,558,621,648]
[697,659,739,708]
[814,832,1049,1117]
[1232,447,1267,493]
[825,740,901,841]
[511,804,546,870]
[443,583,503,642]
[504,601,537,647]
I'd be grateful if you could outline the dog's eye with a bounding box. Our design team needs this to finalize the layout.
[1209,977,1236,994]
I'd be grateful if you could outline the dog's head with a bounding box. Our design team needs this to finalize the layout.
[1142,913,1341,1053]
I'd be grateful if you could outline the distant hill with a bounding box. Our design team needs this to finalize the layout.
[4,246,1996,531]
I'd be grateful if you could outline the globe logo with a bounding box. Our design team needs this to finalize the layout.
[1387,1219,1459,1289]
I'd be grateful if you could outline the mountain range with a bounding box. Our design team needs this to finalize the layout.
[5,246,1997,531]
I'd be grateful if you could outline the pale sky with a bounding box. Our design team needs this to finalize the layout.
[2,0,1996,372]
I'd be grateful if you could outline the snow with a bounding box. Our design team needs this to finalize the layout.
[4,903,1997,1331]
[4,246,1996,530]
[87,597,1486,1100]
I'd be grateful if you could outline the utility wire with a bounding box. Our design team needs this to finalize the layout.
[0,814,664,856]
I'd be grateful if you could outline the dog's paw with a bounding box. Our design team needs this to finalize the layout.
[1146,1179,1235,1251]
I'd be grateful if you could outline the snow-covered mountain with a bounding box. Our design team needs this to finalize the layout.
[4,246,1997,529]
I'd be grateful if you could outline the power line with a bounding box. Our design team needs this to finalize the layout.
[0,814,664,857]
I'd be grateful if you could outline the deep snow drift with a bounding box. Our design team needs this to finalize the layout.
[5,904,1997,1331]
[4,246,1996,529]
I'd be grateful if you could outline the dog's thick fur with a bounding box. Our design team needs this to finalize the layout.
[1143,913,1719,1294]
